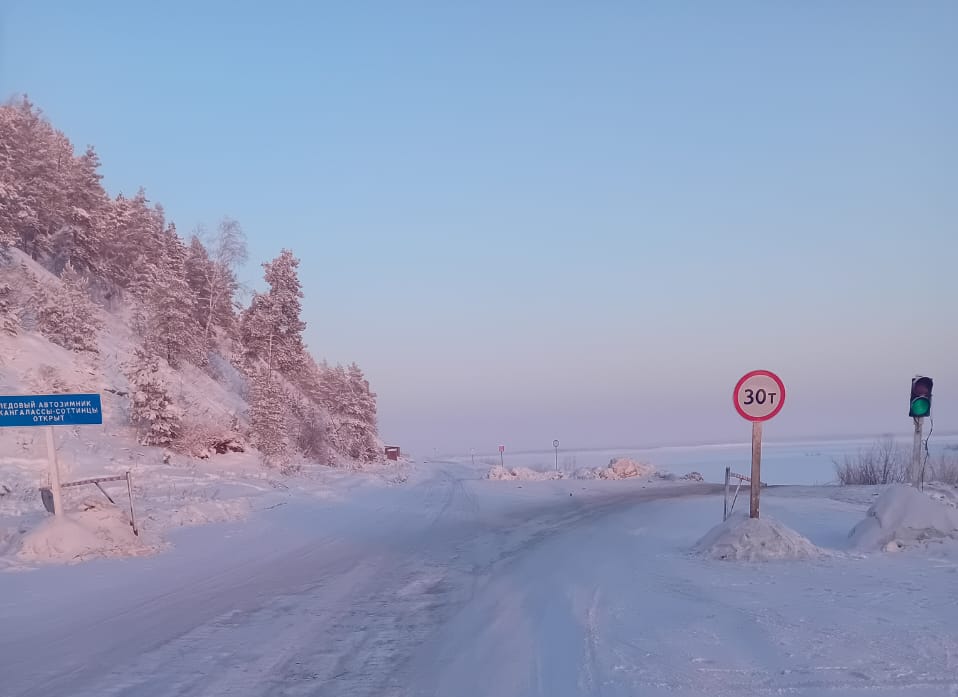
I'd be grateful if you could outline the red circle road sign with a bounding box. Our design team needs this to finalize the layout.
[733,370,786,422]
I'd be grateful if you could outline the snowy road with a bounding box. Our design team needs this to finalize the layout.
[2,463,958,697]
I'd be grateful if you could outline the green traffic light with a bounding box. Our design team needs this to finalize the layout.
[911,397,931,417]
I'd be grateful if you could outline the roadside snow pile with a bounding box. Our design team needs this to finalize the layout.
[17,499,159,564]
[848,485,958,552]
[487,457,656,482]
[487,465,561,481]
[695,513,823,561]
[572,458,656,481]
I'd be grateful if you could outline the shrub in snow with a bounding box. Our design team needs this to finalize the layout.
[682,471,704,482]
[174,418,246,459]
[834,437,907,485]
[695,513,823,562]
[126,349,182,446]
[928,456,958,487]
[848,485,958,552]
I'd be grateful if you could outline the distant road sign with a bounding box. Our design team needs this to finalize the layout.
[553,439,559,448]
[0,394,103,428]
[499,445,505,454]
[733,371,785,422]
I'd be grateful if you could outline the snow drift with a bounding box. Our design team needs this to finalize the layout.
[848,485,958,552]
[695,513,823,561]
[487,458,655,482]
[16,499,159,564]
[487,465,562,481]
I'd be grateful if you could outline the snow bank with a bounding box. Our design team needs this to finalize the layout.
[487,465,561,481]
[571,458,656,481]
[695,513,823,561]
[848,485,958,552]
[17,500,158,564]
[487,457,656,482]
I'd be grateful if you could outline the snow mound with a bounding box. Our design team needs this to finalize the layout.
[17,500,157,564]
[487,457,655,482]
[848,485,958,552]
[572,458,656,481]
[695,513,823,561]
[487,465,561,481]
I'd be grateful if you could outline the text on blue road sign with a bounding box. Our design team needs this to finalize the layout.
[0,393,103,427]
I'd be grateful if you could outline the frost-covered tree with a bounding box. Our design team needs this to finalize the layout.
[240,249,306,374]
[127,348,182,446]
[101,189,165,291]
[319,362,380,463]
[249,371,291,466]
[34,262,103,353]
[0,282,18,335]
[141,224,202,367]
[184,218,244,339]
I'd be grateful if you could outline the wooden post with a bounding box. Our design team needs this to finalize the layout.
[126,471,139,536]
[750,421,762,519]
[912,417,923,487]
[45,427,63,517]
[724,466,731,521]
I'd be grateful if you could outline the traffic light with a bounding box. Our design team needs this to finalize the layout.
[909,376,933,418]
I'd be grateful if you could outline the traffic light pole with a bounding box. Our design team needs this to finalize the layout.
[912,417,924,487]
[750,421,762,519]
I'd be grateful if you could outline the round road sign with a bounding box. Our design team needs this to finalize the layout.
[733,370,786,422]
[553,439,559,448]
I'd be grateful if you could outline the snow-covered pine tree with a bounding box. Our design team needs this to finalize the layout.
[319,362,380,464]
[249,370,291,466]
[239,249,306,374]
[346,362,378,428]
[142,224,202,367]
[101,189,165,292]
[184,221,243,342]
[34,262,103,352]
[126,348,182,446]
[50,145,108,275]
[0,282,18,335]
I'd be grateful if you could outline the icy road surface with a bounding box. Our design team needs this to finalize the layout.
[2,462,958,697]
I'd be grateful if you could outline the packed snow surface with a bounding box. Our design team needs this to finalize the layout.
[2,460,958,697]
[695,512,824,561]
[848,484,958,551]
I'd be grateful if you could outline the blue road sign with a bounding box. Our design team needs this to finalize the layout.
[0,393,103,427]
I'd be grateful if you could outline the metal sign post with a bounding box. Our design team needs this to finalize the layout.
[912,417,923,486]
[44,426,64,518]
[553,439,559,472]
[498,444,505,468]
[0,393,103,517]
[732,371,786,519]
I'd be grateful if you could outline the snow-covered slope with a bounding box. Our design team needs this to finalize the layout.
[0,249,397,568]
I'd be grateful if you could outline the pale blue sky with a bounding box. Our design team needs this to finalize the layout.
[2,1,956,455]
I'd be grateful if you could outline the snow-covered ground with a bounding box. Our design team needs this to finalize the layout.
[459,434,958,485]
[2,458,958,697]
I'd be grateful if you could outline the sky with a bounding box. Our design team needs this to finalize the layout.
[2,1,956,456]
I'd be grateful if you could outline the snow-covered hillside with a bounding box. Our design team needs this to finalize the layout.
[0,98,395,566]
